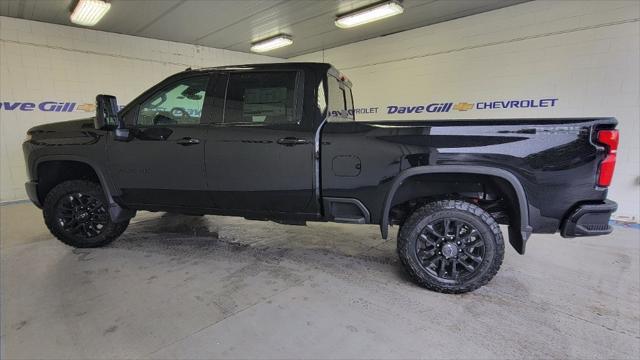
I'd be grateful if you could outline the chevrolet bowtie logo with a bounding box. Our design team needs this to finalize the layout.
[76,103,96,112]
[453,102,474,111]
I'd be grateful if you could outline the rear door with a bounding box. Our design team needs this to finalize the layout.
[107,74,219,209]
[205,70,315,214]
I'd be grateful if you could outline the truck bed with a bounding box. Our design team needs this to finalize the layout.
[320,117,617,235]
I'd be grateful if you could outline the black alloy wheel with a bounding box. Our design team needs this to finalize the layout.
[55,192,108,238]
[43,180,129,248]
[397,200,504,293]
[416,218,485,283]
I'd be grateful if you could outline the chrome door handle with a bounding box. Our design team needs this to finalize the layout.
[176,137,200,146]
[277,137,309,146]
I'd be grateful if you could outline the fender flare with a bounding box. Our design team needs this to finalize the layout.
[33,155,135,222]
[380,165,532,254]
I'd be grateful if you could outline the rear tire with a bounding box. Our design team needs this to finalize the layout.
[43,180,129,248]
[397,200,504,293]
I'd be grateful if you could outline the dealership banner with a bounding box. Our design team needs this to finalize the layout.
[354,97,559,116]
[1,97,559,117]
[0,101,123,114]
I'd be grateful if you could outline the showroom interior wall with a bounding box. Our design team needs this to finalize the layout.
[0,16,279,202]
[293,0,640,222]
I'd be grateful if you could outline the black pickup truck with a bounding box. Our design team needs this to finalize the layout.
[23,63,619,293]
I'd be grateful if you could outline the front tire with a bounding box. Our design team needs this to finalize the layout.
[43,180,129,248]
[397,200,504,294]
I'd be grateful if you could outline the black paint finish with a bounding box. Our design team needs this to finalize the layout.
[320,118,615,231]
[22,63,618,254]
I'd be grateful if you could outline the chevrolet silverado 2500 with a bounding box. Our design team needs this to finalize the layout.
[23,63,619,293]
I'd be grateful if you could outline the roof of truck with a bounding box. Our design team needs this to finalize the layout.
[181,62,351,87]
[186,62,332,73]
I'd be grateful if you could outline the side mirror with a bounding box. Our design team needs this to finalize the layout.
[95,94,120,130]
[114,127,132,141]
[96,94,132,141]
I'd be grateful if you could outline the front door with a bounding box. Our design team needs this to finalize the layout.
[205,70,315,214]
[107,74,216,210]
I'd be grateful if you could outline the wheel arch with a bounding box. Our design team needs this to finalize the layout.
[380,166,532,254]
[33,155,134,222]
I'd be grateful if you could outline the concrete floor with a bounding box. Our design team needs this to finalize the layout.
[1,202,639,359]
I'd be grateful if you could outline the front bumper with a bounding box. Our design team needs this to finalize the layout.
[25,180,42,208]
[561,200,617,237]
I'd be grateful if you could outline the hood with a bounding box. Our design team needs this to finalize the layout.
[26,117,102,146]
[28,117,96,134]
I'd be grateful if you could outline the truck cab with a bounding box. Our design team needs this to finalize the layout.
[106,63,343,218]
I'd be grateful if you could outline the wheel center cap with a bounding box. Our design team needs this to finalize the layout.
[76,211,89,221]
[441,242,458,259]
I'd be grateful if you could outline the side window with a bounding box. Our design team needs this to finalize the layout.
[327,76,348,120]
[345,87,355,120]
[317,81,327,116]
[224,72,298,125]
[137,76,209,126]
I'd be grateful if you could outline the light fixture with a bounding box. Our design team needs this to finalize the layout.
[70,0,111,26]
[335,0,404,29]
[250,34,293,53]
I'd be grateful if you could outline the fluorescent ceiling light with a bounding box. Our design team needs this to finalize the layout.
[335,0,404,29]
[250,35,293,53]
[70,0,111,26]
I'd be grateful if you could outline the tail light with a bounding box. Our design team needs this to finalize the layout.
[596,129,619,187]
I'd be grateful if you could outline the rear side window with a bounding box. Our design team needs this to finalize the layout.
[345,86,355,120]
[327,76,353,121]
[224,72,299,125]
[317,81,327,115]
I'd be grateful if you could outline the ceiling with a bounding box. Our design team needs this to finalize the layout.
[0,0,529,58]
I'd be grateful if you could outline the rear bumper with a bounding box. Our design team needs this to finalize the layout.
[25,181,42,208]
[561,200,617,237]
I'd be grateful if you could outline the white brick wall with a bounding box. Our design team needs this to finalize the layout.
[0,16,280,202]
[293,0,640,222]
